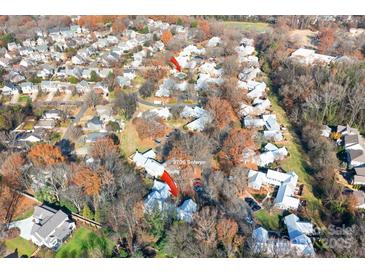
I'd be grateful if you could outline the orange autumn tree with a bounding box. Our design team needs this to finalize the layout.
[161,30,173,45]
[90,137,120,160]
[0,153,25,187]
[219,128,257,168]
[197,19,211,39]
[132,115,168,140]
[28,144,64,167]
[111,16,127,33]
[71,165,101,196]
[206,97,238,129]
[317,28,335,54]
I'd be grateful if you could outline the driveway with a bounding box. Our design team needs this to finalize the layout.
[10,93,20,104]
[46,90,57,102]
[31,90,39,102]
[8,217,33,240]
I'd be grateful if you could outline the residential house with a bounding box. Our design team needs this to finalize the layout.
[116,76,131,88]
[1,82,19,95]
[41,81,58,93]
[148,108,172,120]
[7,42,19,51]
[84,132,108,143]
[239,67,261,82]
[257,146,288,167]
[76,80,90,94]
[93,82,109,98]
[244,117,265,128]
[155,78,176,97]
[16,132,42,143]
[132,149,157,168]
[283,214,315,257]
[177,199,197,223]
[321,125,332,138]
[9,71,25,83]
[43,109,65,120]
[37,65,55,78]
[96,105,113,123]
[207,36,221,47]
[72,54,85,65]
[248,169,300,210]
[290,48,336,65]
[185,112,212,132]
[86,116,104,131]
[238,80,266,99]
[34,119,56,130]
[354,167,365,185]
[343,133,365,168]
[20,82,39,96]
[30,205,75,250]
[144,179,174,214]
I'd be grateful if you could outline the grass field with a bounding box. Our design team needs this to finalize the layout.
[268,93,324,227]
[56,227,114,258]
[254,210,282,231]
[5,237,37,257]
[18,95,31,104]
[120,119,156,157]
[224,21,271,33]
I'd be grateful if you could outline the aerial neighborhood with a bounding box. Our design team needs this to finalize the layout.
[0,15,365,259]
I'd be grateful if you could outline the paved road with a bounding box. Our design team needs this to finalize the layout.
[46,90,57,102]
[10,93,20,104]
[136,96,198,108]
[33,100,83,107]
[63,102,88,140]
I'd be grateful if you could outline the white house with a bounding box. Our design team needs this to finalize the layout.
[283,214,315,257]
[30,205,75,250]
[177,199,197,222]
[290,48,336,65]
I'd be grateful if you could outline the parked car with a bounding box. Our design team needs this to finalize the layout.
[244,197,261,212]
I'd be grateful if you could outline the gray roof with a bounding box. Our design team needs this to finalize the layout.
[33,204,57,220]
[35,210,68,239]
[355,167,365,176]
[354,175,365,185]
[348,149,365,163]
[344,134,359,146]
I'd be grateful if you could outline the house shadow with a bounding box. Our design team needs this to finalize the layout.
[5,248,28,258]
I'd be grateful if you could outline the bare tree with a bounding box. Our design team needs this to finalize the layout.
[192,206,219,257]
[85,90,100,108]
[347,84,365,126]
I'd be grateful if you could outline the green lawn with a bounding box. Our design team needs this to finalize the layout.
[55,227,114,258]
[268,93,324,227]
[120,119,155,157]
[254,210,281,231]
[18,95,31,104]
[224,21,271,33]
[5,236,37,258]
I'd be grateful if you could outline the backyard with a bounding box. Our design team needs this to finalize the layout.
[5,236,37,258]
[55,227,114,258]
[254,210,282,231]
[268,93,324,227]
[224,21,271,33]
[120,115,156,157]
